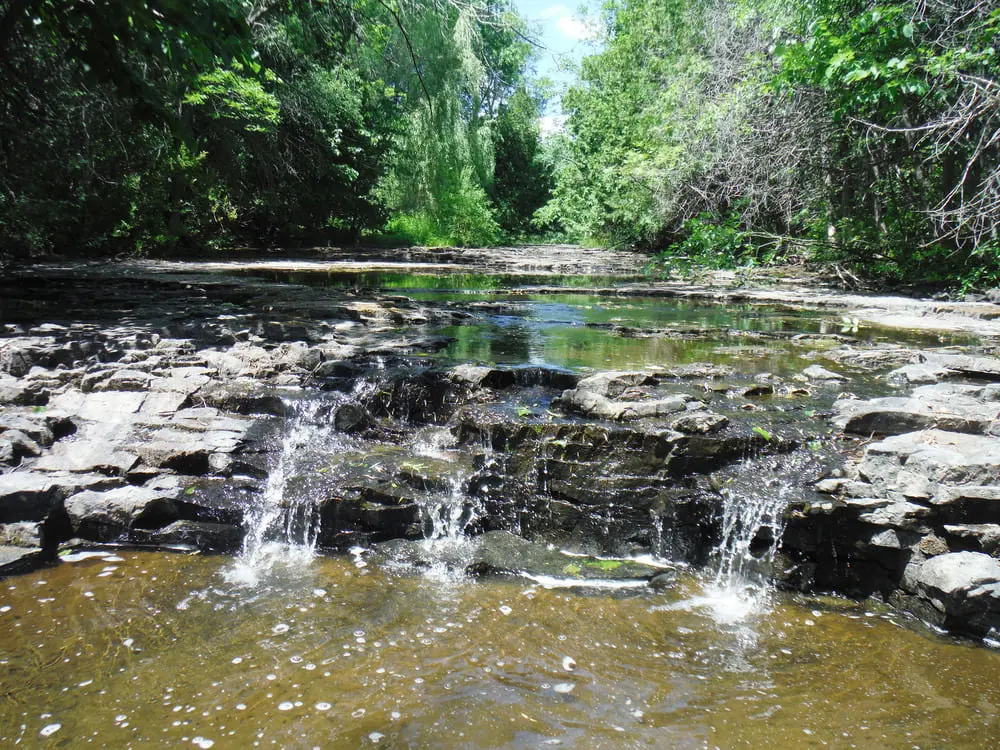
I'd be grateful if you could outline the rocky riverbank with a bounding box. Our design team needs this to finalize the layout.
[2,250,1000,642]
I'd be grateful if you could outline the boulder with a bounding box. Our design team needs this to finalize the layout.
[802,364,846,381]
[834,394,1000,437]
[902,552,1000,627]
[558,387,695,421]
[140,520,243,552]
[63,486,182,541]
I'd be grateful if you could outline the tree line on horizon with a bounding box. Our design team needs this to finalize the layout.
[1,0,998,289]
[0,0,552,255]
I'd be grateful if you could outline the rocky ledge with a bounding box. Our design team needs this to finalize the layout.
[2,259,1000,643]
[783,352,1000,639]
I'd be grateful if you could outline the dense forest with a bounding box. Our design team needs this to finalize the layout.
[1,0,999,288]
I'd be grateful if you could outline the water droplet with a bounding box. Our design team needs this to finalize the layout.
[277,701,294,711]
[315,702,332,711]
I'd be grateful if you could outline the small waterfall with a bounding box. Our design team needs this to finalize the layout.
[667,455,798,626]
[417,474,481,542]
[227,397,340,586]
[713,459,791,588]
[409,430,482,580]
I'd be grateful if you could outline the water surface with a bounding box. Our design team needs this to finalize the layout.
[2,551,997,749]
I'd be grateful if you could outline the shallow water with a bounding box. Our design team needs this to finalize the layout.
[240,269,976,373]
[2,551,997,749]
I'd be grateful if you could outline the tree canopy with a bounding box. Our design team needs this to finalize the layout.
[2,0,999,288]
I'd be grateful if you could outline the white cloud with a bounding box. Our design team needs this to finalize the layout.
[537,4,600,42]
[555,15,600,41]
[538,4,571,21]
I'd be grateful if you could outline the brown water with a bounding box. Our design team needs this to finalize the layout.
[2,549,997,749]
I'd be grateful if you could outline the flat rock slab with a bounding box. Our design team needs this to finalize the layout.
[0,545,44,575]
[904,552,1000,615]
[860,430,1000,486]
[835,394,1000,436]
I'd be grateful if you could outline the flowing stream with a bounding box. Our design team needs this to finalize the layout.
[2,267,999,748]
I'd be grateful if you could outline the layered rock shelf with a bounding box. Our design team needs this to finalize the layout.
[2,255,1000,642]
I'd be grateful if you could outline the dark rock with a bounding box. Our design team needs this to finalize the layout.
[141,520,243,552]
[334,404,371,434]
[63,486,182,542]
[0,545,45,576]
[197,382,286,416]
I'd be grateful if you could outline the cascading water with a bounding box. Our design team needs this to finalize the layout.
[409,430,483,581]
[667,454,800,628]
[227,395,348,586]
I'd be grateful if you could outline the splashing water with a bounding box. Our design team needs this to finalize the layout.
[226,397,342,587]
[670,456,800,628]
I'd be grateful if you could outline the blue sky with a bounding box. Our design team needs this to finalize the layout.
[512,1,603,130]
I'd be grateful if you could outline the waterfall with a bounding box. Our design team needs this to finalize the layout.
[713,456,791,588]
[226,396,340,586]
[666,455,798,626]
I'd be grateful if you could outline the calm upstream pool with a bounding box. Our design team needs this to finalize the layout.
[2,550,998,749]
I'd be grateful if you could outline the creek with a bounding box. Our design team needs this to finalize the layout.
[1,258,999,748]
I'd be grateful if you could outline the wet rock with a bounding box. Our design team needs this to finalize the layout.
[447,364,516,390]
[364,369,471,424]
[901,552,1000,634]
[0,545,45,576]
[196,381,286,417]
[333,404,371,434]
[374,531,665,584]
[140,520,243,552]
[63,486,182,542]
[447,364,577,391]
[801,365,846,381]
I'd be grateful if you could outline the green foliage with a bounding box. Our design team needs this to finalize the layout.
[649,211,752,276]
[0,0,541,256]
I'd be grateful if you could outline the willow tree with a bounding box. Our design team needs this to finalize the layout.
[376,0,532,245]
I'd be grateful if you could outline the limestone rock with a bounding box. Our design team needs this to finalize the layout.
[63,486,182,541]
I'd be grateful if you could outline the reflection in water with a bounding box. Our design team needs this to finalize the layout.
[1,552,997,749]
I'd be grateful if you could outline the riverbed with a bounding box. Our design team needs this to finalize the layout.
[2,248,999,747]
